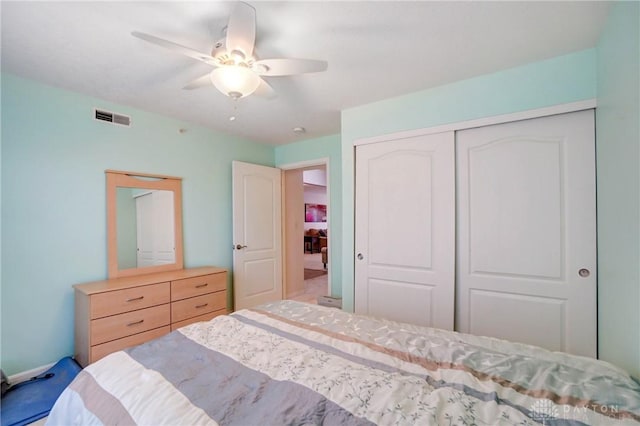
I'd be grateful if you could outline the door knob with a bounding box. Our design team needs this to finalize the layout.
[235,244,247,250]
[357,253,364,260]
[578,268,590,277]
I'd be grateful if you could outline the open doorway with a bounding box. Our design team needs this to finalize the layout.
[282,161,330,304]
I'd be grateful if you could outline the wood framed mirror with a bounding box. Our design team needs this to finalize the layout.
[106,170,184,278]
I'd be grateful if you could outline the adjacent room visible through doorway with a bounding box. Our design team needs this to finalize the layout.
[292,252,327,304]
[282,164,329,305]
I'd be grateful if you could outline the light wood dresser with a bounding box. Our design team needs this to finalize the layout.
[74,266,227,367]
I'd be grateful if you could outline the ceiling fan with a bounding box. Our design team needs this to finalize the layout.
[132,2,328,100]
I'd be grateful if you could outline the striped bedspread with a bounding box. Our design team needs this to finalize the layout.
[48,300,640,425]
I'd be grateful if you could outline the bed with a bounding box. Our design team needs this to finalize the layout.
[47,300,640,425]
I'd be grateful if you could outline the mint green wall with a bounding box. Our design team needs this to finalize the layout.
[596,2,640,379]
[274,134,342,297]
[340,49,597,313]
[342,49,596,143]
[1,73,274,375]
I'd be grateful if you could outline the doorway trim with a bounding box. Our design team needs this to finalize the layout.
[279,157,332,298]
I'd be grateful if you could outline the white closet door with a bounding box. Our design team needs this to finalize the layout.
[456,110,596,357]
[355,131,455,330]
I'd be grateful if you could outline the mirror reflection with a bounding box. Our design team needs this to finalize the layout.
[116,187,176,270]
[107,169,183,278]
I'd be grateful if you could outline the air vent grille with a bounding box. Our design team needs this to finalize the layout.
[94,108,131,127]
[95,110,113,122]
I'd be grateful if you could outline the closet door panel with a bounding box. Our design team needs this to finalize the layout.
[467,139,563,278]
[468,290,566,351]
[456,110,596,357]
[368,279,434,325]
[355,131,455,330]
[368,152,433,269]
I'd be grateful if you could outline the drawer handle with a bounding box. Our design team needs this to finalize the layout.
[195,303,209,309]
[195,283,208,289]
[127,319,144,327]
[126,296,144,302]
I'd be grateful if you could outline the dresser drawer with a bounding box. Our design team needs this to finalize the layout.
[171,309,227,331]
[90,282,170,319]
[171,273,226,301]
[91,326,170,363]
[171,291,226,323]
[74,267,226,367]
[91,304,170,345]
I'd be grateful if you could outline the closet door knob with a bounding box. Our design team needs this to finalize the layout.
[578,268,590,277]
[357,253,364,260]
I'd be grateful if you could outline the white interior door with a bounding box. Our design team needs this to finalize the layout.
[232,161,283,310]
[456,110,596,357]
[355,132,455,330]
[136,190,175,267]
[152,190,176,265]
[136,192,154,267]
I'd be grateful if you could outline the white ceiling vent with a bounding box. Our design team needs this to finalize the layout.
[94,108,131,127]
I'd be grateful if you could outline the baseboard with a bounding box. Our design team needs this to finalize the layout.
[8,362,55,385]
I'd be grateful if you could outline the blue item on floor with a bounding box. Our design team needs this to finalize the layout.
[0,357,81,426]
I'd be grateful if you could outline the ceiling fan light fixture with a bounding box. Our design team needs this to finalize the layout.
[229,49,246,65]
[133,2,327,101]
[210,65,260,98]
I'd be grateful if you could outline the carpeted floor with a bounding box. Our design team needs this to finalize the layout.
[304,268,327,280]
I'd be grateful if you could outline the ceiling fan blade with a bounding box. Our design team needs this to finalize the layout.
[131,31,217,66]
[253,58,328,76]
[225,2,256,58]
[183,73,213,90]
[253,77,277,99]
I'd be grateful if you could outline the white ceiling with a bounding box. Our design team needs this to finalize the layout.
[1,1,610,145]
